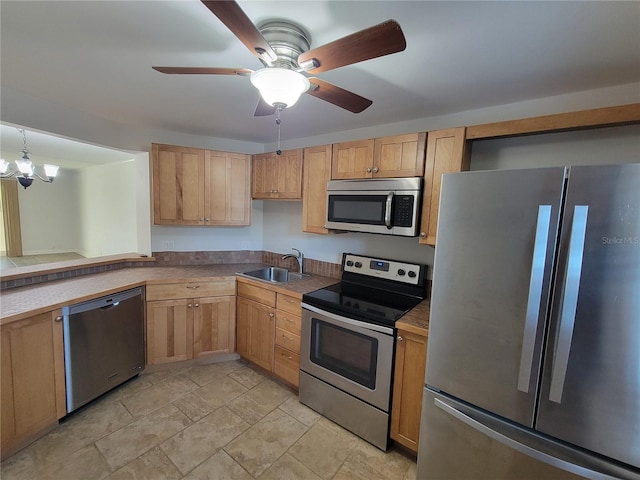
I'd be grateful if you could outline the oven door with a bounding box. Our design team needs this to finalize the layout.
[300,303,395,412]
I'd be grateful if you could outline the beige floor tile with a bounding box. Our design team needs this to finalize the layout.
[183,450,253,480]
[0,447,40,480]
[334,442,413,480]
[404,460,417,480]
[172,391,217,422]
[26,400,134,464]
[105,376,153,402]
[194,375,248,408]
[228,365,267,388]
[225,408,308,477]
[287,422,355,479]
[95,404,192,471]
[227,392,274,425]
[160,406,250,475]
[183,360,244,386]
[108,446,182,480]
[31,444,110,480]
[121,375,198,418]
[258,452,323,480]
[278,397,322,427]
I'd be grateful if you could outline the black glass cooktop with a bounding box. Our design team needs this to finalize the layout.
[302,282,422,328]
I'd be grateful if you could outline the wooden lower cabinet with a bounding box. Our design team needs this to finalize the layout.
[236,281,303,387]
[146,280,236,365]
[390,328,428,454]
[1,310,66,460]
[236,296,275,371]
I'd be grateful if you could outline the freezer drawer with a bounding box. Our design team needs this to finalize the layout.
[417,389,639,480]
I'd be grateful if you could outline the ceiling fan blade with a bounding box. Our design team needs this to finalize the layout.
[307,78,373,113]
[254,96,277,116]
[298,20,406,74]
[200,1,277,65]
[152,67,252,76]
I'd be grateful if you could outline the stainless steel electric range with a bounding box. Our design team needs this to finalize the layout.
[300,253,428,450]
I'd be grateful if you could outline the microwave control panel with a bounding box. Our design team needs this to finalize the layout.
[343,254,424,285]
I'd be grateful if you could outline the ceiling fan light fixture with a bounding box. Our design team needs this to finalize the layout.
[250,68,310,108]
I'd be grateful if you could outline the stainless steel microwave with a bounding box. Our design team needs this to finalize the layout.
[325,177,422,236]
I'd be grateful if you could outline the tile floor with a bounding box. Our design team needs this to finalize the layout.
[0,359,417,480]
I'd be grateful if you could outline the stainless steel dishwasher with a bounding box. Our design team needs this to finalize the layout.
[62,287,144,413]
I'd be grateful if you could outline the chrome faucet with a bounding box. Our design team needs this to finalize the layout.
[282,248,304,274]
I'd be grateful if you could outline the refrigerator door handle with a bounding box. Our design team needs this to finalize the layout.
[549,205,589,403]
[434,397,622,480]
[518,205,552,393]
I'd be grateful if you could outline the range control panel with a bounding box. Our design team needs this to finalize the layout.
[343,254,424,285]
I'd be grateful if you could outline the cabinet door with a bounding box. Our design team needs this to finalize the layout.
[236,296,275,371]
[1,310,65,459]
[331,139,375,179]
[373,132,426,178]
[391,329,428,453]
[205,151,251,225]
[146,299,193,365]
[419,128,470,246]
[193,296,236,358]
[152,143,205,225]
[302,144,332,234]
[252,152,278,198]
[274,149,303,199]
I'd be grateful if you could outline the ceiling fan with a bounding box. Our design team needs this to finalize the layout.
[153,0,407,116]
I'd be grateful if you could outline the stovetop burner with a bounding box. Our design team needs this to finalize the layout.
[302,253,428,328]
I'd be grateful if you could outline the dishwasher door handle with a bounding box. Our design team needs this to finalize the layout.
[100,301,120,310]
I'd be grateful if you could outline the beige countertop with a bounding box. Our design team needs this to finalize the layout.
[396,299,430,336]
[0,264,338,326]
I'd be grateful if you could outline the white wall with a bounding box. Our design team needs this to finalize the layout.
[18,169,82,255]
[77,161,139,257]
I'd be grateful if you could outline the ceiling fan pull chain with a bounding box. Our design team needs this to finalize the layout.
[275,105,283,155]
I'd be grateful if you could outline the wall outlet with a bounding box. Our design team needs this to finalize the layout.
[240,241,250,250]
[162,241,175,250]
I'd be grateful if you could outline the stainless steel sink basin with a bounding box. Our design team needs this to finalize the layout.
[238,267,308,283]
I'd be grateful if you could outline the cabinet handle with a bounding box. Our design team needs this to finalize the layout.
[397,335,404,343]
[188,303,193,308]
[269,313,275,318]
[420,232,426,238]
[372,167,379,173]
[281,353,294,360]
[199,217,205,222]
[55,315,63,322]
[194,303,199,307]
[186,285,200,289]
[205,217,210,222]
[366,167,372,173]
[282,334,292,340]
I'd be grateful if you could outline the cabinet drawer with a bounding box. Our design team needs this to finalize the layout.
[237,282,276,307]
[147,280,235,301]
[275,327,300,354]
[274,346,300,388]
[276,311,301,336]
[276,293,301,315]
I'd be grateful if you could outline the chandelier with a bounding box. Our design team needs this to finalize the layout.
[0,129,59,189]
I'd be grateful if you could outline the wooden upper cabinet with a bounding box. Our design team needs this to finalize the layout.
[152,143,251,226]
[373,132,426,178]
[419,127,471,246]
[205,150,251,225]
[331,139,375,179]
[302,144,332,234]
[152,144,205,225]
[331,133,426,179]
[252,149,303,199]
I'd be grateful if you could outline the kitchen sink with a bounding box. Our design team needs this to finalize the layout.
[238,267,308,283]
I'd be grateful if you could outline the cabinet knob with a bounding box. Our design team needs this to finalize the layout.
[420,232,426,238]
[366,167,372,173]
[397,335,404,343]
[269,313,274,318]
[205,218,210,222]
[194,303,199,307]
[199,217,205,222]
[188,303,193,308]
[372,167,379,173]
[55,315,63,322]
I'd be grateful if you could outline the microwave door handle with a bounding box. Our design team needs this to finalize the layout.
[385,192,394,229]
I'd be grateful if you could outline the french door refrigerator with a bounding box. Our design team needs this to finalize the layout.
[417,164,640,480]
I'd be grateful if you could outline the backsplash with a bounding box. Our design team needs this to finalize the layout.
[1,250,342,290]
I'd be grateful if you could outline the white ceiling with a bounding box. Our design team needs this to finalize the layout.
[1,1,639,159]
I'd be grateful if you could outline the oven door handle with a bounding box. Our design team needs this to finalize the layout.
[384,192,394,229]
[302,303,394,335]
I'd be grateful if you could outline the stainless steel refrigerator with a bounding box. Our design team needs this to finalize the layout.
[417,164,640,480]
